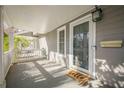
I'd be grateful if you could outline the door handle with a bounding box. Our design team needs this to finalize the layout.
[91,45,97,49]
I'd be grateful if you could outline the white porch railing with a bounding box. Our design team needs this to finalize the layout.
[14,49,47,63]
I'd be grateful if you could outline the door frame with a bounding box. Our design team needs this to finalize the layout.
[69,14,96,77]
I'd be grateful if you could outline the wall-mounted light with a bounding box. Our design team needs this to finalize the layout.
[92,5,103,22]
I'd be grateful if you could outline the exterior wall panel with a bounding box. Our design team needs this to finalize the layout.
[96,6,124,87]
[45,30,57,61]
[39,5,124,87]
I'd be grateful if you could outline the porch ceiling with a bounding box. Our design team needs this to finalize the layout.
[4,5,94,34]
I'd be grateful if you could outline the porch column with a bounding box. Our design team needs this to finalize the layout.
[9,28,14,64]
[34,38,40,49]
[0,6,6,88]
[36,38,40,49]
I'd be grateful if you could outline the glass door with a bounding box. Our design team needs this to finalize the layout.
[73,21,89,70]
[70,14,95,76]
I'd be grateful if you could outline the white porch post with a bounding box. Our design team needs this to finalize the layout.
[36,38,40,49]
[9,28,14,64]
[34,38,40,49]
[0,6,6,88]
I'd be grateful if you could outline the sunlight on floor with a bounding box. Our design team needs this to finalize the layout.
[6,59,82,88]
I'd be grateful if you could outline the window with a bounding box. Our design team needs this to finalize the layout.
[57,26,66,55]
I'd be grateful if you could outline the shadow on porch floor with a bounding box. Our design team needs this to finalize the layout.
[6,60,83,88]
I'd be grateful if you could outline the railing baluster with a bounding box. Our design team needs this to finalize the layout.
[15,49,46,62]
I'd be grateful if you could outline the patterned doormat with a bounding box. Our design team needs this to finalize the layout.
[66,69,92,86]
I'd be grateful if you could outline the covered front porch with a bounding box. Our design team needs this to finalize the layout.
[1,5,124,88]
[0,5,98,88]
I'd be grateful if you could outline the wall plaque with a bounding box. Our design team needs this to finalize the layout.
[100,40,123,48]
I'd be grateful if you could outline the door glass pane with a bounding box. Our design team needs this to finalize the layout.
[73,21,89,70]
[59,30,64,54]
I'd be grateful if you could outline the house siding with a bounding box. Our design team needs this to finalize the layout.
[39,5,124,87]
[39,29,57,61]
[96,5,124,87]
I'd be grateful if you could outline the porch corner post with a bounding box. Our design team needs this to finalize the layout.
[9,28,14,64]
[0,6,6,88]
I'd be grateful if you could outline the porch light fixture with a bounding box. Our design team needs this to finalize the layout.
[92,6,103,22]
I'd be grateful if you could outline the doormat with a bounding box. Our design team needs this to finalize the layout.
[66,69,91,86]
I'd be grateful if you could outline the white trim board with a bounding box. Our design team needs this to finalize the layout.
[69,14,96,78]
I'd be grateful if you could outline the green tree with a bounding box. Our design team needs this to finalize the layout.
[14,35,30,50]
[4,33,9,52]
[4,33,30,52]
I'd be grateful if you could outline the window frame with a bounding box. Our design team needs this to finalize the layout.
[57,26,66,56]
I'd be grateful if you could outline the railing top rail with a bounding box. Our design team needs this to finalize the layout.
[17,49,43,51]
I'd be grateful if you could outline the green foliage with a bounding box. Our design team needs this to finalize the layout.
[14,35,30,50]
[14,35,30,61]
[3,33,30,52]
[4,33,9,52]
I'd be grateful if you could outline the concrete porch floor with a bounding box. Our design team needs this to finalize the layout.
[6,60,84,88]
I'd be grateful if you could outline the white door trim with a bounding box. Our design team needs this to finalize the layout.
[69,14,96,77]
[57,26,66,56]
